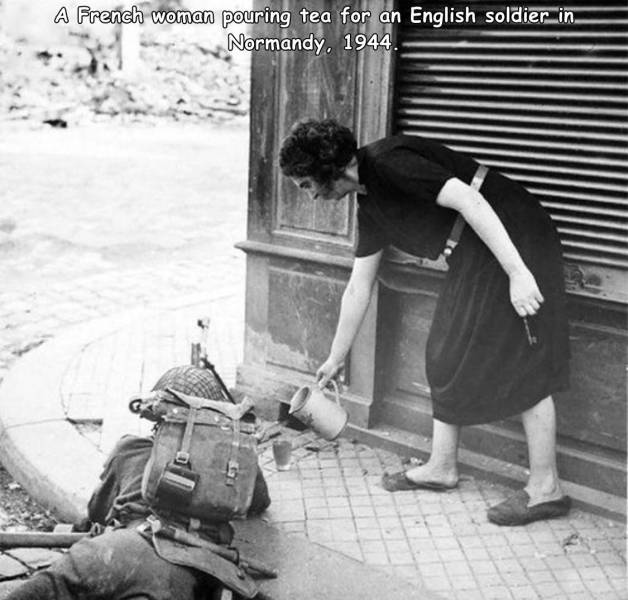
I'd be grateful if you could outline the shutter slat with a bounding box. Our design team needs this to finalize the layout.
[397,98,627,119]
[563,252,628,269]
[518,5,626,11]
[396,127,628,158]
[401,41,628,52]
[442,145,628,170]
[520,175,626,195]
[558,227,628,244]
[398,52,628,66]
[495,162,626,185]
[528,187,626,206]
[398,73,627,93]
[401,5,628,16]
[398,86,627,105]
[401,20,628,30]
[542,202,627,220]
[563,239,627,256]
[398,107,624,132]
[398,115,628,145]
[395,1,628,292]
[552,214,626,231]
[402,31,628,40]
[399,63,627,78]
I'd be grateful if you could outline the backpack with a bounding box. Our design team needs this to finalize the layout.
[130,388,258,523]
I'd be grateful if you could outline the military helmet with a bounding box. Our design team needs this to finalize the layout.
[151,365,223,401]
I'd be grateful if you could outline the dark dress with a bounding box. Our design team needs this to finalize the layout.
[355,135,570,426]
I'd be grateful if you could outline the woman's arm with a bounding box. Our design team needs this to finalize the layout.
[436,177,544,317]
[316,250,383,388]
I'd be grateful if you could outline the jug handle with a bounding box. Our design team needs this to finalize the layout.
[326,379,341,404]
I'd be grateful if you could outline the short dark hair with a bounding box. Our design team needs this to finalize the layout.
[279,119,357,186]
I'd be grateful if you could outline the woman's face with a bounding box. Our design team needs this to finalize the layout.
[291,175,354,202]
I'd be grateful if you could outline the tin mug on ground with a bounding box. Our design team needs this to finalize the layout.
[272,439,292,471]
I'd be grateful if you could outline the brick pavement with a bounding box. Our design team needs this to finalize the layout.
[260,433,625,600]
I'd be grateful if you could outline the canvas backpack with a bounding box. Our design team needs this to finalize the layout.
[130,387,258,523]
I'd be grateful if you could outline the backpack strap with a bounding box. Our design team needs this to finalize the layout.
[166,389,255,421]
[225,419,241,487]
[443,164,489,257]
[175,405,198,466]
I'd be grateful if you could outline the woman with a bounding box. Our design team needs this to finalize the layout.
[279,119,571,526]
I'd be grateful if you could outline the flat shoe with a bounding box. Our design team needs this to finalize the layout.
[381,471,457,492]
[487,489,571,526]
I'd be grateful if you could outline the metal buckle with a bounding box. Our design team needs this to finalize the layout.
[226,459,239,483]
[175,451,190,465]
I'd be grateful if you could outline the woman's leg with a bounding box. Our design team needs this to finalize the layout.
[521,395,564,505]
[405,418,460,487]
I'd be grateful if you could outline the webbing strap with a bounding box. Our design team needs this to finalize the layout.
[166,388,254,421]
[225,419,240,487]
[443,164,489,257]
[175,406,197,465]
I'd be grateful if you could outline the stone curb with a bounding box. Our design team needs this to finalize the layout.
[0,310,150,522]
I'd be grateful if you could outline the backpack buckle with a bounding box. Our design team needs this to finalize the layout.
[226,459,239,485]
[175,451,190,465]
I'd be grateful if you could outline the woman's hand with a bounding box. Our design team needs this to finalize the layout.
[509,268,544,317]
[316,357,343,390]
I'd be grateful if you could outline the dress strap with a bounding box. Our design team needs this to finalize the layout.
[443,164,489,257]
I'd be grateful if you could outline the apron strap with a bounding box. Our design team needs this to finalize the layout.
[443,164,489,257]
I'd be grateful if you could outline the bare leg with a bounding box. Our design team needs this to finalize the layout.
[522,395,564,505]
[405,419,460,487]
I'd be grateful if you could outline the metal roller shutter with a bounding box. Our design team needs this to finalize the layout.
[394,1,628,303]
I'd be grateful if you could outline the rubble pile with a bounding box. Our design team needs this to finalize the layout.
[0,25,251,126]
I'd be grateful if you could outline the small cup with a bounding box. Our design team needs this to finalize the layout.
[272,440,292,471]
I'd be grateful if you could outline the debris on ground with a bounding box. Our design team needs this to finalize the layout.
[0,18,250,127]
[562,532,595,554]
[304,445,322,453]
[10,337,50,357]
[0,467,57,532]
